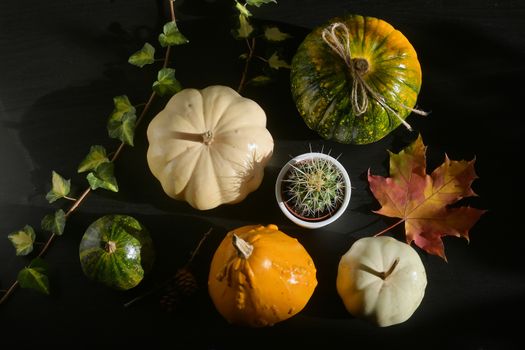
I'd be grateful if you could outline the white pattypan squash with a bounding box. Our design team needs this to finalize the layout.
[336,236,427,327]
[146,85,274,210]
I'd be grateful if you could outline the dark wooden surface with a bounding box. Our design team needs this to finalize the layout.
[1,0,524,347]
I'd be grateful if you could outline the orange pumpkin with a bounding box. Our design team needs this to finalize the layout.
[208,224,317,327]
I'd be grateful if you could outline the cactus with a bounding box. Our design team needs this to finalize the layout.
[283,156,345,218]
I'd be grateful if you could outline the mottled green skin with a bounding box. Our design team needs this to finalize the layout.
[291,14,422,144]
[79,215,155,290]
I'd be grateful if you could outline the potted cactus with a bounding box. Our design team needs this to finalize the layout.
[275,152,352,229]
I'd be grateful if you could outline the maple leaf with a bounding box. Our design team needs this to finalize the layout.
[368,134,486,260]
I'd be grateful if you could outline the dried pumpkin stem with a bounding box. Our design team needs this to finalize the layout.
[383,258,400,278]
[321,22,428,130]
[104,241,117,254]
[232,234,253,259]
[173,130,214,145]
[359,258,399,280]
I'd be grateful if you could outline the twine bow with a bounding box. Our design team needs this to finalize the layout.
[321,22,428,131]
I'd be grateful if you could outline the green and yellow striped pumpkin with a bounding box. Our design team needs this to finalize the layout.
[79,215,155,290]
[291,14,422,144]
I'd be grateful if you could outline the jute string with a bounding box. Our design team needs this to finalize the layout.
[321,22,428,130]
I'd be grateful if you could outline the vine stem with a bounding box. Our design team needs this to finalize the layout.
[373,218,406,237]
[0,282,18,305]
[123,227,212,308]
[0,1,178,306]
[237,37,256,93]
[186,227,212,266]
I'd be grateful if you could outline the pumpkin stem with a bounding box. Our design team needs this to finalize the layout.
[352,58,369,75]
[172,130,214,145]
[105,241,117,254]
[232,234,253,259]
[359,258,399,280]
[383,258,399,279]
[321,22,428,128]
[202,130,213,145]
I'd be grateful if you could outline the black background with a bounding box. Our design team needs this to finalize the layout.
[1,0,524,348]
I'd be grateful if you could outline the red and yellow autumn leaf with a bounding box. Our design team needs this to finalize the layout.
[368,134,486,260]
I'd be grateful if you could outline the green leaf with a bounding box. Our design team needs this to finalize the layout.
[78,145,110,173]
[268,51,291,69]
[8,225,36,256]
[235,1,252,17]
[246,0,277,7]
[17,258,50,295]
[87,162,119,192]
[158,21,189,47]
[107,95,137,146]
[41,209,66,236]
[233,14,254,39]
[152,68,182,97]
[128,42,155,67]
[248,75,272,86]
[239,53,248,60]
[108,95,136,121]
[113,95,135,115]
[45,171,71,203]
[264,26,291,42]
[108,112,136,146]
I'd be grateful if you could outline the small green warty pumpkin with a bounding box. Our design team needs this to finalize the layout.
[291,14,423,144]
[79,215,155,290]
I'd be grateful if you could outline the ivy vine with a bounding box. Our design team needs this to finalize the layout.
[1,0,290,306]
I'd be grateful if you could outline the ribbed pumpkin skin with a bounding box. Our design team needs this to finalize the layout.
[79,215,155,290]
[208,224,317,327]
[146,86,274,210]
[291,14,422,144]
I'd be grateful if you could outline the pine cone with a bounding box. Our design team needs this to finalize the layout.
[159,267,198,312]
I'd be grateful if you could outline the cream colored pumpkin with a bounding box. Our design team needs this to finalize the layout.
[336,236,427,327]
[146,85,274,210]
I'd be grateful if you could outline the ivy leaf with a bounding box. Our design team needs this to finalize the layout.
[112,95,135,116]
[8,225,36,256]
[87,162,119,192]
[248,75,272,86]
[158,21,189,47]
[45,171,71,203]
[233,14,253,39]
[107,95,137,146]
[128,42,155,67]
[268,52,291,70]
[264,26,291,42]
[152,68,182,97]
[41,209,66,236]
[235,1,252,17]
[109,112,136,146]
[17,258,50,295]
[78,145,110,173]
[246,0,277,7]
[368,134,486,261]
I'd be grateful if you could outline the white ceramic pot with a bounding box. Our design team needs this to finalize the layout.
[275,152,351,229]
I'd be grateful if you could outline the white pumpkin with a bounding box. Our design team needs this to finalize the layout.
[336,236,427,327]
[146,85,274,210]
